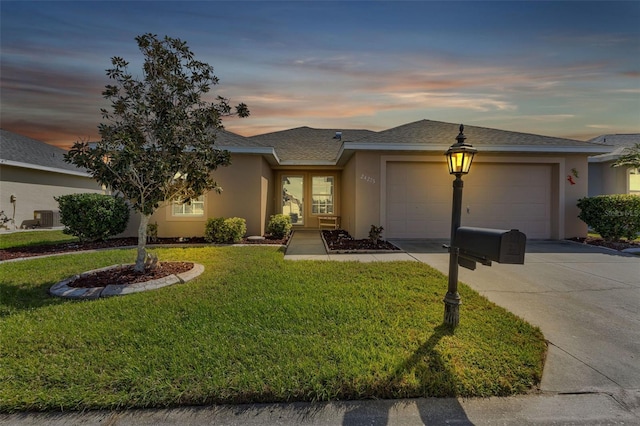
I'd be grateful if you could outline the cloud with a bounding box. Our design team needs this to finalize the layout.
[384,92,517,112]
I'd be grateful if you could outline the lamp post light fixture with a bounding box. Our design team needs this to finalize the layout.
[443,124,477,327]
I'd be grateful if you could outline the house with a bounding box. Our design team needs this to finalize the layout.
[0,129,104,230]
[587,134,640,196]
[149,120,610,241]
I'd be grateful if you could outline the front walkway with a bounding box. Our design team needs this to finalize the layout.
[284,230,415,262]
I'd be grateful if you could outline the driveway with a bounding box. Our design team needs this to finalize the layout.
[392,239,640,413]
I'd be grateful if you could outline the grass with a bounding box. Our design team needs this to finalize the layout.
[0,229,77,249]
[0,234,547,412]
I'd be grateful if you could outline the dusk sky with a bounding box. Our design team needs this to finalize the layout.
[1,1,639,149]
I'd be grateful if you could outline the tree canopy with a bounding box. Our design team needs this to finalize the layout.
[65,33,249,271]
[612,143,640,170]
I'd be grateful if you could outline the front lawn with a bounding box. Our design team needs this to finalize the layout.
[0,245,546,412]
[0,229,77,249]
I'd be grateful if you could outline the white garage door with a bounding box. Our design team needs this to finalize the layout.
[386,162,551,239]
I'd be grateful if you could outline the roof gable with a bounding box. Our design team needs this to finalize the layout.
[249,126,377,164]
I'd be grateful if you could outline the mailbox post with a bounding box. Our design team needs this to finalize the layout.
[441,127,528,327]
[443,125,476,327]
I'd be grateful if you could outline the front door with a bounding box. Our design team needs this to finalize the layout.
[282,175,304,225]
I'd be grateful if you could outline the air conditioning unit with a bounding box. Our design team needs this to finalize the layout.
[34,210,61,228]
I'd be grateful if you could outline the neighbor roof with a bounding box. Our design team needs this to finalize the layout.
[588,133,640,163]
[0,129,91,176]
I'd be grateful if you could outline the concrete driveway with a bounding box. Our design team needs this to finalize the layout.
[392,239,640,413]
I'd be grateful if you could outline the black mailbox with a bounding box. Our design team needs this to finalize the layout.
[454,226,526,265]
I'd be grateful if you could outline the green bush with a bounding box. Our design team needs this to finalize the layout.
[577,194,640,241]
[369,225,384,244]
[204,217,247,243]
[266,214,292,239]
[55,193,130,242]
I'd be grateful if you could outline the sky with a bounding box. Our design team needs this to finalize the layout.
[1,1,639,149]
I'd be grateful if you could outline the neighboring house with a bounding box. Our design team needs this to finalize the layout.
[149,120,610,241]
[587,134,640,196]
[0,129,104,230]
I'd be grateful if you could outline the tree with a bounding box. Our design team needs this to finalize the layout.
[612,143,640,170]
[66,33,249,272]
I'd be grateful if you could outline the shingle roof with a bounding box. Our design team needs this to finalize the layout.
[209,128,257,147]
[248,126,377,163]
[587,133,640,162]
[358,119,607,149]
[588,134,639,148]
[0,129,90,175]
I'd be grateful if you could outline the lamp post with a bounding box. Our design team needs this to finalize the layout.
[443,124,477,327]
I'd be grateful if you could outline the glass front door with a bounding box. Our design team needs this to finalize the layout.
[282,175,304,225]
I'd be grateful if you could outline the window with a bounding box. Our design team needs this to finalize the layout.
[311,176,334,214]
[172,195,205,217]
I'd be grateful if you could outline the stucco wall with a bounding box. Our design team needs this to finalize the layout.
[588,163,605,197]
[588,161,633,196]
[150,154,271,238]
[347,151,385,240]
[340,156,357,235]
[563,155,589,238]
[0,165,103,230]
[261,157,275,232]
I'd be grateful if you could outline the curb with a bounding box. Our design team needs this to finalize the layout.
[49,263,205,299]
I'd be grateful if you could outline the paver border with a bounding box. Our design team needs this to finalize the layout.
[49,263,205,299]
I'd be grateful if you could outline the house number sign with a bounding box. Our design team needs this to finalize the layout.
[360,174,376,184]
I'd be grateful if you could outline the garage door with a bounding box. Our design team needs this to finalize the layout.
[386,162,551,239]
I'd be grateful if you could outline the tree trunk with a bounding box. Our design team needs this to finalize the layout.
[135,214,151,272]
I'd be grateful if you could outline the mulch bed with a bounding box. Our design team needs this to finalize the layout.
[0,236,287,261]
[68,262,194,288]
[321,229,401,252]
[567,236,640,251]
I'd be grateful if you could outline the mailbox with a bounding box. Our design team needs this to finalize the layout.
[453,226,526,265]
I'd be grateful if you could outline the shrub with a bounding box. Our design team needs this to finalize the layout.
[204,217,247,243]
[55,193,129,242]
[577,194,640,241]
[147,222,158,243]
[369,225,384,244]
[266,214,292,239]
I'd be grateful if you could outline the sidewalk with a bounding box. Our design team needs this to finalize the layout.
[2,394,636,425]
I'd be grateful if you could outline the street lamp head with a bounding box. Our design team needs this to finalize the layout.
[445,124,477,175]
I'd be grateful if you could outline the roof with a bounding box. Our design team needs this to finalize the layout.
[0,129,92,176]
[3,120,617,170]
[249,126,377,165]
[210,128,259,147]
[588,133,640,163]
[345,120,612,154]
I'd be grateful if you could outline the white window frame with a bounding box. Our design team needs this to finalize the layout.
[311,176,334,215]
[171,195,205,217]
